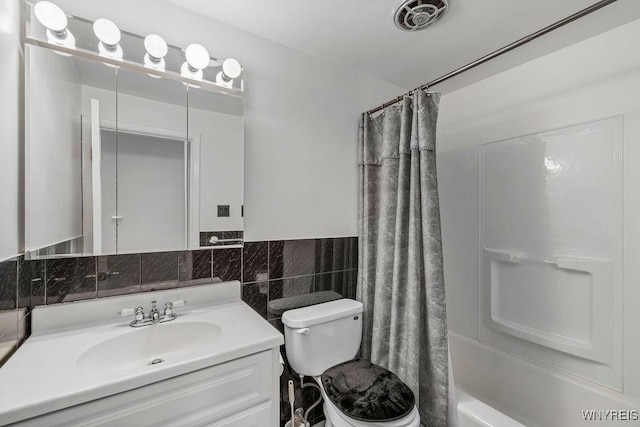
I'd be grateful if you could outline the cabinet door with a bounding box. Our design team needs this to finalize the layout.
[204,401,272,427]
[14,351,275,427]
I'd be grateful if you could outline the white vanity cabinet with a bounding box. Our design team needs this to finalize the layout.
[0,283,284,427]
[12,349,279,427]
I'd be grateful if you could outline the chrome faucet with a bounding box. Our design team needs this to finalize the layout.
[150,301,160,323]
[118,300,187,328]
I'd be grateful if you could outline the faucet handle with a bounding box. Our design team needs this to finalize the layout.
[164,301,173,316]
[163,300,187,316]
[118,306,144,320]
[118,308,135,317]
[150,301,158,311]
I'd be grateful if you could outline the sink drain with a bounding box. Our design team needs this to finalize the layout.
[149,358,164,365]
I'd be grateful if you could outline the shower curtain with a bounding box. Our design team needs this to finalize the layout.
[357,90,454,426]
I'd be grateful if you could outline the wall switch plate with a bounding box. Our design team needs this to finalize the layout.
[217,205,230,217]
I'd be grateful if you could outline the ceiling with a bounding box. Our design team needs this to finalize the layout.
[167,0,640,90]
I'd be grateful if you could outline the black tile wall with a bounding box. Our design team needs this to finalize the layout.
[212,248,242,282]
[0,258,18,365]
[315,238,343,274]
[269,276,315,300]
[241,237,358,325]
[141,252,179,292]
[0,260,17,311]
[1,256,33,366]
[23,259,45,306]
[243,241,269,284]
[45,257,97,304]
[17,258,34,308]
[179,250,212,287]
[268,238,357,281]
[97,254,141,297]
[8,237,357,313]
[15,247,248,313]
[242,282,268,318]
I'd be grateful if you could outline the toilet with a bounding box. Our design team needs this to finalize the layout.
[282,299,420,427]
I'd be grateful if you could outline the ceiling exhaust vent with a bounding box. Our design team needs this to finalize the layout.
[394,0,449,32]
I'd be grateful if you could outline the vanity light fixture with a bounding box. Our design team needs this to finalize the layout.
[181,43,210,82]
[33,1,75,50]
[215,58,242,88]
[143,34,168,78]
[93,18,123,62]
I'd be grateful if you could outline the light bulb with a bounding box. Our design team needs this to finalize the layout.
[93,18,123,61]
[144,34,167,77]
[216,58,242,88]
[181,43,209,82]
[185,43,209,69]
[33,1,75,50]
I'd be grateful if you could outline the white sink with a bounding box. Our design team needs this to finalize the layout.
[0,281,284,425]
[76,321,223,371]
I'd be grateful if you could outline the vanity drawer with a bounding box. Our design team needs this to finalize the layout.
[14,351,274,427]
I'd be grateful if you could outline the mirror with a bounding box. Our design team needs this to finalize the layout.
[25,34,244,259]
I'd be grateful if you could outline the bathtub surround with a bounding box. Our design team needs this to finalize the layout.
[437,18,640,426]
[359,91,454,426]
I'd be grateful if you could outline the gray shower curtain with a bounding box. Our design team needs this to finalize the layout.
[357,90,451,426]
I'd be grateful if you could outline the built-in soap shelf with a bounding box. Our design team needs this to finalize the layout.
[481,247,615,366]
[486,248,612,275]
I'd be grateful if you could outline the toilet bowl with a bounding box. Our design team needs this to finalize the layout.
[282,299,420,427]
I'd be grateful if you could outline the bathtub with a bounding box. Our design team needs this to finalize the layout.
[310,389,521,427]
[457,390,524,427]
[450,332,640,427]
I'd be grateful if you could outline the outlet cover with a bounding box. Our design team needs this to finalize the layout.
[217,205,230,217]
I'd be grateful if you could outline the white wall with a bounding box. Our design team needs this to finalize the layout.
[26,46,82,251]
[438,18,640,425]
[53,0,406,242]
[438,19,640,151]
[0,0,22,261]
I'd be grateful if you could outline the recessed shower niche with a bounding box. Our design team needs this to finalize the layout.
[24,8,244,259]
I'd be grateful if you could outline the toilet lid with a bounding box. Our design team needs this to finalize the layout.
[321,359,415,422]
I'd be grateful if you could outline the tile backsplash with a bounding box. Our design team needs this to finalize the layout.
[0,237,357,355]
[0,258,27,366]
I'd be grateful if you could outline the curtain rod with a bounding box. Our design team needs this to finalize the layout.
[367,0,619,115]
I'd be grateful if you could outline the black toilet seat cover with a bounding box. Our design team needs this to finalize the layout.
[321,358,415,422]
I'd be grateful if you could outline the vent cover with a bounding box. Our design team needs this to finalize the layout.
[394,0,449,31]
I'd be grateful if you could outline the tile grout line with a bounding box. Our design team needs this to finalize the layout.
[93,256,97,299]
[243,267,358,286]
[265,242,270,316]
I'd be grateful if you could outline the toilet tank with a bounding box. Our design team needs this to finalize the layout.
[282,299,363,377]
